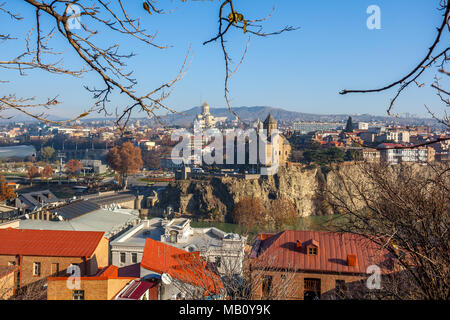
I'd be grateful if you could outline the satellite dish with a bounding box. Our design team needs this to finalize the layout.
[161,273,172,285]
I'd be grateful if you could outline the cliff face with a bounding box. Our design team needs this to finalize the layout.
[158,164,343,222]
[157,163,442,222]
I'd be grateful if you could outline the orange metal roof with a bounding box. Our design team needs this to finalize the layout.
[250,230,394,275]
[141,238,223,293]
[0,228,105,258]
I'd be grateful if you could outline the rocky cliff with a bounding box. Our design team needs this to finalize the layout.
[157,162,443,223]
[157,164,350,222]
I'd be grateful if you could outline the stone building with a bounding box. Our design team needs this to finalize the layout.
[259,114,291,167]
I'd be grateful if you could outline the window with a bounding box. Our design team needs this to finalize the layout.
[304,278,321,300]
[8,261,15,266]
[131,253,137,264]
[120,252,126,263]
[261,275,272,298]
[51,263,60,275]
[72,290,85,300]
[308,247,318,255]
[33,262,41,276]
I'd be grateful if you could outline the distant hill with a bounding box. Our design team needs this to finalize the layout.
[2,105,440,128]
[154,106,440,128]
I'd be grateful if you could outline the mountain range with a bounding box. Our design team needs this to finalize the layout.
[153,106,439,128]
[2,106,440,128]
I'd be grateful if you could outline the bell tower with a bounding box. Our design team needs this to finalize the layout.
[263,113,277,139]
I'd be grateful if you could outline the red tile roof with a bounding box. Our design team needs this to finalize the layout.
[250,230,393,274]
[141,238,223,293]
[0,228,105,258]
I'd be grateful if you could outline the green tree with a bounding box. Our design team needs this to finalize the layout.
[345,149,363,161]
[344,116,354,133]
[40,146,55,163]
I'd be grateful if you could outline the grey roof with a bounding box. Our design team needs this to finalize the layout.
[49,200,100,221]
[18,190,59,208]
[84,193,136,206]
[19,208,140,238]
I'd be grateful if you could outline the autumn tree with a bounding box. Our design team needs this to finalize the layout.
[27,165,39,186]
[0,176,16,201]
[269,199,298,231]
[64,159,83,178]
[40,165,53,183]
[232,197,267,232]
[142,146,172,169]
[107,142,143,189]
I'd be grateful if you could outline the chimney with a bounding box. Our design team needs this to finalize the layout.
[259,234,272,241]
[347,254,357,267]
[296,240,302,251]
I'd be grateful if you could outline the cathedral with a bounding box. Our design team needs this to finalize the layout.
[195,101,216,130]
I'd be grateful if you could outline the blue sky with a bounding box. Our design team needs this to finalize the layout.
[1,0,449,120]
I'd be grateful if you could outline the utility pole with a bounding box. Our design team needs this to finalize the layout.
[57,152,66,185]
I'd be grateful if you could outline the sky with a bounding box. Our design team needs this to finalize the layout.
[1,0,449,120]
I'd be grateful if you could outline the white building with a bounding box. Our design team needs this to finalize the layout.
[355,122,369,130]
[110,218,247,277]
[379,144,429,164]
[195,101,216,130]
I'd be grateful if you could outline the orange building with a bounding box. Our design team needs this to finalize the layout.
[47,265,137,300]
[249,230,394,300]
[0,229,109,294]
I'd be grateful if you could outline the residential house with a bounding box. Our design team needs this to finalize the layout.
[15,190,60,213]
[47,265,137,300]
[0,229,109,291]
[249,230,394,300]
